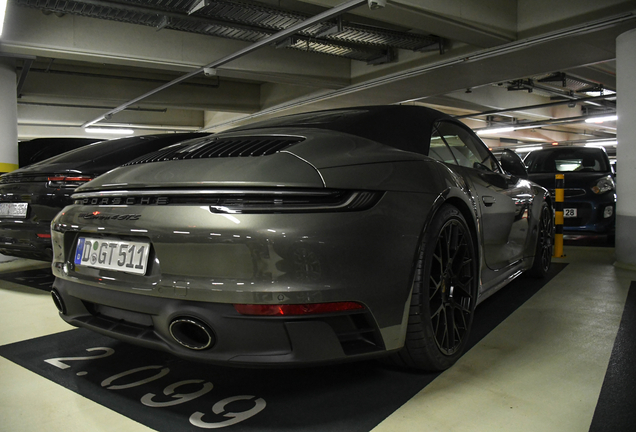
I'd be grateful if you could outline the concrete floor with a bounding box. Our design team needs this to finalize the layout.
[0,246,633,432]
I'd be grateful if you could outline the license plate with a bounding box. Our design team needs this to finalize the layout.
[0,202,28,218]
[74,237,150,275]
[564,208,577,218]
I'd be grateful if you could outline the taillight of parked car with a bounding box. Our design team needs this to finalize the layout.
[47,175,93,189]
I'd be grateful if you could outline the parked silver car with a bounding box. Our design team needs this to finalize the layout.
[50,106,552,371]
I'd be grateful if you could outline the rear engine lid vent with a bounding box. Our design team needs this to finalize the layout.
[124,136,305,166]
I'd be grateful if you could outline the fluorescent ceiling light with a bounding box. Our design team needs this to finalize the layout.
[511,125,533,131]
[476,127,515,135]
[0,0,8,37]
[586,140,617,147]
[585,115,617,124]
[516,146,543,152]
[584,89,616,97]
[85,128,134,135]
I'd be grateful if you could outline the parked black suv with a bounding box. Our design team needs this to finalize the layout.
[0,133,209,260]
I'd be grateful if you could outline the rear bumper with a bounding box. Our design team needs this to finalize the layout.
[0,182,70,261]
[49,190,441,365]
[52,277,387,366]
[0,221,52,260]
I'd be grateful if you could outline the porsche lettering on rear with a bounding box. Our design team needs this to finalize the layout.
[78,196,170,206]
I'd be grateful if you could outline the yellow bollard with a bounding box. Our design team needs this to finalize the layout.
[553,174,565,257]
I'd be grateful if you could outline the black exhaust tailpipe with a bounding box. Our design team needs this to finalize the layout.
[51,289,66,314]
[169,317,215,350]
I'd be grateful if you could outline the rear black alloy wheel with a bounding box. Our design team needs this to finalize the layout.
[391,204,477,371]
[529,202,553,278]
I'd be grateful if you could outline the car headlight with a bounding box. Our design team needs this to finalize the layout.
[592,175,615,194]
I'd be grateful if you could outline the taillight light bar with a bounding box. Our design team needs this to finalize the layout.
[47,175,93,188]
[234,301,364,316]
[71,189,384,213]
[209,190,383,214]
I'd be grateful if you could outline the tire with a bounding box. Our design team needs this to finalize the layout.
[389,204,478,371]
[528,202,553,278]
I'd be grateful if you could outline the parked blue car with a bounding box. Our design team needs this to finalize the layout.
[524,146,615,238]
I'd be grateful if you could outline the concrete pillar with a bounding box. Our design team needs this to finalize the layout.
[0,58,18,174]
[0,59,18,262]
[615,28,636,269]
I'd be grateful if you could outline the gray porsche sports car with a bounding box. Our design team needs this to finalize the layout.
[50,106,553,371]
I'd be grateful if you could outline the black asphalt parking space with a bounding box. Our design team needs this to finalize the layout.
[0,264,566,432]
[0,267,54,291]
[564,235,615,248]
[589,282,636,432]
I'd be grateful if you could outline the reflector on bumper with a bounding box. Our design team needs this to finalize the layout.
[234,302,365,316]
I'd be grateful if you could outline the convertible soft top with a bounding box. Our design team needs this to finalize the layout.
[231,105,452,156]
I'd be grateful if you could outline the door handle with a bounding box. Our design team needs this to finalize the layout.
[482,196,496,206]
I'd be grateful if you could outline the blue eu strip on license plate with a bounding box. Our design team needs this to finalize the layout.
[74,238,85,265]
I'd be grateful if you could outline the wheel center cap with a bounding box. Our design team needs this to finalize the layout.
[442,274,454,299]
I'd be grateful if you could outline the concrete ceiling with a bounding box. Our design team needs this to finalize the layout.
[1,0,634,154]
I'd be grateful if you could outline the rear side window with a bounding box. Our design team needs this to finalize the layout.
[429,135,458,164]
[431,121,500,172]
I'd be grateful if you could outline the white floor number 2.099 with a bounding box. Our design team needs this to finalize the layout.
[44,347,266,429]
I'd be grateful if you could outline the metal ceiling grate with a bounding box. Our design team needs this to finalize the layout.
[536,73,600,92]
[15,0,439,63]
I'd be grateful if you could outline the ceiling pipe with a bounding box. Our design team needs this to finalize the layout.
[18,101,167,113]
[20,121,200,131]
[82,0,370,128]
[473,113,618,134]
[454,94,616,120]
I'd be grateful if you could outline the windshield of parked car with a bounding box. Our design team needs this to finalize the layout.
[524,148,610,173]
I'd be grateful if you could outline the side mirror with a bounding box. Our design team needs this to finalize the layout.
[500,149,528,179]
